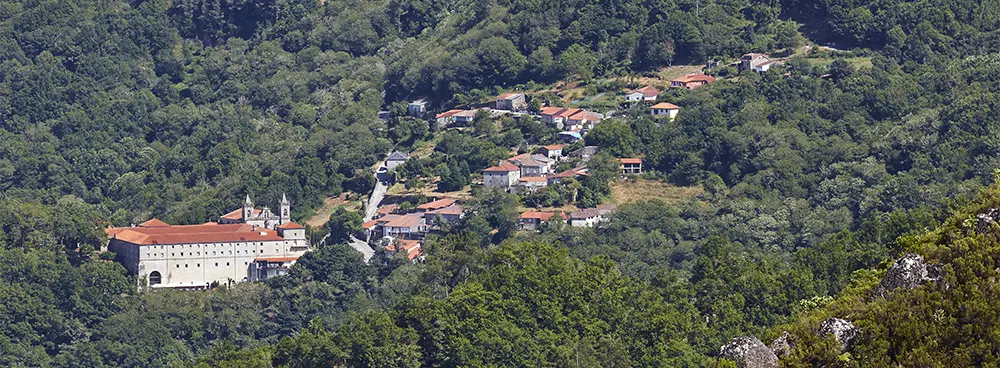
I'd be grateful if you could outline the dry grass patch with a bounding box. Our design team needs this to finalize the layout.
[610,179,703,204]
[305,193,363,227]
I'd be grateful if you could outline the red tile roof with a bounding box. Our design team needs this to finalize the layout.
[428,204,463,215]
[618,158,643,164]
[484,161,521,172]
[220,208,261,220]
[519,211,566,221]
[362,220,379,229]
[651,102,680,110]
[377,204,398,215]
[435,109,464,119]
[543,144,566,151]
[637,86,659,97]
[384,214,424,228]
[672,74,716,84]
[277,222,305,229]
[107,223,284,245]
[540,107,583,118]
[551,169,584,178]
[139,218,170,228]
[418,198,457,210]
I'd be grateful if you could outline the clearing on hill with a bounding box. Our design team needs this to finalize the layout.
[610,179,703,204]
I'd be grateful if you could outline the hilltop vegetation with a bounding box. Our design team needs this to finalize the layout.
[5,0,1000,366]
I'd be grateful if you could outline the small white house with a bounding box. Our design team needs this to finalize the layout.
[385,151,409,171]
[408,99,428,118]
[650,102,680,121]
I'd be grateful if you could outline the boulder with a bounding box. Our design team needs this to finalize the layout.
[871,253,943,299]
[976,208,1000,234]
[818,318,858,351]
[768,331,794,358]
[719,336,779,368]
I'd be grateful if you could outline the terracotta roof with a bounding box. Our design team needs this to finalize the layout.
[543,144,566,151]
[384,214,424,228]
[406,246,422,260]
[202,221,218,225]
[418,198,457,210]
[221,208,261,220]
[362,220,379,229]
[375,215,401,224]
[388,239,420,252]
[508,153,531,162]
[428,204,463,215]
[277,222,305,229]
[139,218,170,228]
[672,74,716,84]
[540,107,583,118]
[484,161,521,173]
[516,158,546,167]
[435,109,463,119]
[618,158,643,164]
[567,111,601,122]
[552,169,584,178]
[254,256,298,263]
[651,102,680,110]
[107,223,284,245]
[453,110,478,118]
[519,211,566,221]
[377,204,398,215]
[637,86,659,97]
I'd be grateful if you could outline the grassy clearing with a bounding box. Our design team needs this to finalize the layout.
[609,179,703,205]
[386,180,474,200]
[805,56,873,69]
[305,193,363,227]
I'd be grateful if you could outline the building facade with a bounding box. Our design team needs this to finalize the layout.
[106,196,310,289]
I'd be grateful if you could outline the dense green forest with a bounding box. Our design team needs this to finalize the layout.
[6,0,1000,366]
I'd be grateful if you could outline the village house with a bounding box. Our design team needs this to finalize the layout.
[509,153,554,171]
[564,111,602,131]
[435,109,463,127]
[360,219,379,240]
[538,144,566,159]
[376,203,399,218]
[517,176,549,192]
[452,110,478,126]
[670,74,716,89]
[568,146,599,162]
[754,60,781,72]
[425,204,463,226]
[106,195,309,289]
[740,53,772,72]
[408,99,428,118]
[483,161,521,190]
[385,151,408,171]
[618,158,643,175]
[416,198,457,212]
[386,239,423,262]
[512,156,549,177]
[625,86,660,102]
[518,211,566,231]
[650,102,681,120]
[540,107,582,129]
[496,92,527,111]
[548,168,586,185]
[569,204,617,227]
[382,214,428,240]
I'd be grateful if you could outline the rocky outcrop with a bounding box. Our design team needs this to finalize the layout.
[769,331,794,358]
[818,318,858,351]
[871,253,943,299]
[719,336,779,368]
[975,208,1000,234]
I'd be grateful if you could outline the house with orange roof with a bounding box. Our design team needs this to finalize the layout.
[617,158,643,175]
[670,74,716,89]
[386,239,424,262]
[417,198,457,212]
[518,211,567,231]
[518,176,549,192]
[625,86,660,102]
[483,161,522,190]
[426,204,464,226]
[564,110,602,131]
[383,214,428,239]
[540,107,584,129]
[538,144,566,159]
[650,102,680,120]
[435,109,463,127]
[496,92,527,111]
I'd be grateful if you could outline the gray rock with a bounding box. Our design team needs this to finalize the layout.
[976,208,1000,234]
[769,331,794,358]
[719,336,779,368]
[818,318,857,351]
[871,253,943,299]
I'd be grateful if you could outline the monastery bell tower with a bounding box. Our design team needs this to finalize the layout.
[243,194,254,221]
[280,193,291,225]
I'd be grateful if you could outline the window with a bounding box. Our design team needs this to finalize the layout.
[185,264,188,268]
[172,253,175,256]
[226,262,230,266]
[196,264,200,267]
[176,265,179,268]
[215,263,218,267]
[180,252,184,256]
[149,271,161,286]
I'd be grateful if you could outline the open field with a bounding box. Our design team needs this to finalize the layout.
[305,193,363,227]
[609,179,703,204]
[386,180,474,200]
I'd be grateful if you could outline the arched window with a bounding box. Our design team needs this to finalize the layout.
[149,271,162,285]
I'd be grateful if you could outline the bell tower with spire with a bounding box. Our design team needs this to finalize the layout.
[243,194,254,222]
[279,193,291,225]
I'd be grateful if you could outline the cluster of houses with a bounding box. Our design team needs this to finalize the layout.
[517,204,618,230]
[482,145,643,192]
[360,197,464,262]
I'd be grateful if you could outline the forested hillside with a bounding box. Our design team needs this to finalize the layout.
[5,0,1000,366]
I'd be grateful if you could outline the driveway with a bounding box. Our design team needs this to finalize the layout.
[348,236,374,263]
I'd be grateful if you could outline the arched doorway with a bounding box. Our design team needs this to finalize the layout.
[149,271,162,286]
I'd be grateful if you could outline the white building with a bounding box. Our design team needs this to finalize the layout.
[569,204,617,227]
[650,102,680,121]
[385,151,409,171]
[496,92,527,111]
[408,99,428,118]
[483,161,521,190]
[106,196,310,289]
